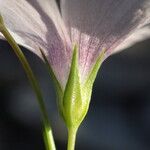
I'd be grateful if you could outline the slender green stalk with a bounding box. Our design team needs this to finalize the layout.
[0,21,56,150]
[67,127,78,150]
[43,126,56,150]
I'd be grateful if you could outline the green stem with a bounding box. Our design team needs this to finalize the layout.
[0,22,56,150]
[43,126,56,150]
[67,127,78,150]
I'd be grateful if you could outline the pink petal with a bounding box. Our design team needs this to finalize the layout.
[0,0,71,88]
[61,0,150,82]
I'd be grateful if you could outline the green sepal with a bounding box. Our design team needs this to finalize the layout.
[39,48,64,116]
[62,46,83,127]
[84,48,106,88]
[39,48,63,95]
[0,14,4,24]
[0,14,4,32]
[80,49,106,119]
[61,47,106,129]
[40,44,105,130]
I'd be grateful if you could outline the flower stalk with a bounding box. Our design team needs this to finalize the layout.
[67,127,78,150]
[0,16,56,150]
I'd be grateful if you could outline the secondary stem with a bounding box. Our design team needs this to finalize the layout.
[43,126,56,150]
[0,22,56,150]
[67,127,78,150]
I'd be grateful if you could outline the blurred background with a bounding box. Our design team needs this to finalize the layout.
[0,38,150,150]
[0,0,150,150]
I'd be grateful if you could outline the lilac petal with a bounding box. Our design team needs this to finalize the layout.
[0,0,71,88]
[113,25,150,53]
[61,0,150,81]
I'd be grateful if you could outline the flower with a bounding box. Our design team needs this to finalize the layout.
[0,0,150,88]
[0,0,150,128]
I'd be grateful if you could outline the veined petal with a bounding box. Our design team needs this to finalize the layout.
[61,0,150,82]
[0,0,71,88]
[113,25,150,54]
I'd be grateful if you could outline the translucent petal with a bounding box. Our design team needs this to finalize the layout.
[61,0,150,81]
[0,0,71,88]
[113,25,150,54]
